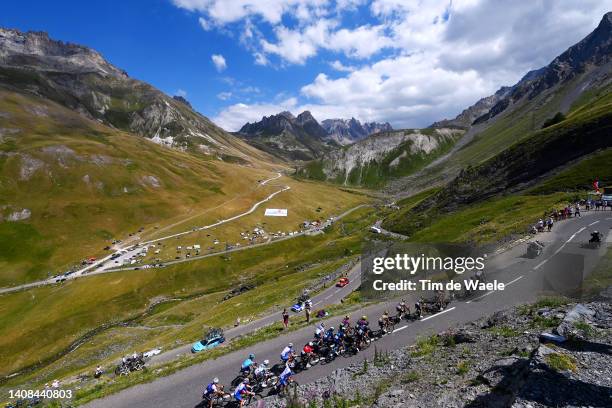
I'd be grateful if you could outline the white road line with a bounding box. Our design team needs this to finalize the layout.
[576,226,586,234]
[420,306,456,321]
[589,220,600,226]
[393,325,409,333]
[466,291,493,303]
[505,275,524,286]
[533,259,549,270]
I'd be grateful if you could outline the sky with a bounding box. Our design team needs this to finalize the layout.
[2,0,611,131]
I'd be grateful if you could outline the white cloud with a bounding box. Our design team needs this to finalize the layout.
[198,16,212,31]
[329,60,355,72]
[213,97,299,131]
[217,91,232,100]
[211,54,227,71]
[177,0,611,128]
[175,89,188,97]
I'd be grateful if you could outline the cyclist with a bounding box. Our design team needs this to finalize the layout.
[341,315,351,327]
[415,299,423,318]
[203,377,222,408]
[357,315,369,329]
[280,343,294,363]
[301,343,315,368]
[395,299,410,319]
[323,326,335,343]
[254,360,270,380]
[233,378,254,408]
[277,364,294,394]
[241,353,256,375]
[314,322,325,339]
[379,310,390,332]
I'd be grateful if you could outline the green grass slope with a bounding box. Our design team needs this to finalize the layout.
[383,91,612,241]
[0,90,277,286]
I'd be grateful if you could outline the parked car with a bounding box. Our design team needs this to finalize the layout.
[291,302,305,313]
[191,328,225,353]
[336,277,350,287]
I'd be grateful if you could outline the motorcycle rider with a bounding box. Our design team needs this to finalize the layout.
[233,378,254,407]
[590,230,602,243]
[241,353,256,375]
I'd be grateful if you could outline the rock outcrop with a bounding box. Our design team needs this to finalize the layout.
[262,301,612,407]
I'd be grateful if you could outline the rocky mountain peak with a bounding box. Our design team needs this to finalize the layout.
[0,27,127,77]
[321,117,393,144]
[296,110,316,124]
[172,95,192,109]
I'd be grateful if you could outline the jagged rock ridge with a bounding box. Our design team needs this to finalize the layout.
[0,28,263,161]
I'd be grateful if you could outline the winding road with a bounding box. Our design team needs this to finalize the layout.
[85,211,612,408]
[0,173,295,295]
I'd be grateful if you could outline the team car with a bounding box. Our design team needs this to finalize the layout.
[191,328,225,353]
[336,277,350,287]
[291,302,305,313]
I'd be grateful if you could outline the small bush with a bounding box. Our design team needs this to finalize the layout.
[546,352,577,372]
[574,321,595,339]
[457,360,471,375]
[411,335,440,357]
[489,326,520,338]
[401,371,421,384]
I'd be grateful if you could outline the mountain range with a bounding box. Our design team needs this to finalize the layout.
[0,28,268,162]
[237,111,392,161]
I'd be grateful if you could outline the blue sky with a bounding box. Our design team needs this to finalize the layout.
[2,1,610,130]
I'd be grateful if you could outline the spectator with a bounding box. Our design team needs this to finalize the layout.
[282,308,289,329]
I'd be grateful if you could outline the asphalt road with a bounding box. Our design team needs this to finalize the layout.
[2,172,365,295]
[85,211,612,408]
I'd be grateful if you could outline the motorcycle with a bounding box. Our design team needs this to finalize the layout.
[589,231,603,248]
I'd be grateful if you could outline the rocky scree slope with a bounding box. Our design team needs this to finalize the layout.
[297,128,462,188]
[0,28,268,162]
[263,301,612,408]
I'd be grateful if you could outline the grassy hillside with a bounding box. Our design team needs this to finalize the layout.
[0,206,375,389]
[388,77,612,197]
[383,90,612,242]
[0,90,281,286]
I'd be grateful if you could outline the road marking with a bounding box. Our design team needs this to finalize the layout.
[420,306,456,321]
[533,258,549,270]
[466,291,493,303]
[505,275,524,286]
[576,226,586,234]
[324,294,333,300]
[589,220,600,226]
[393,325,409,333]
